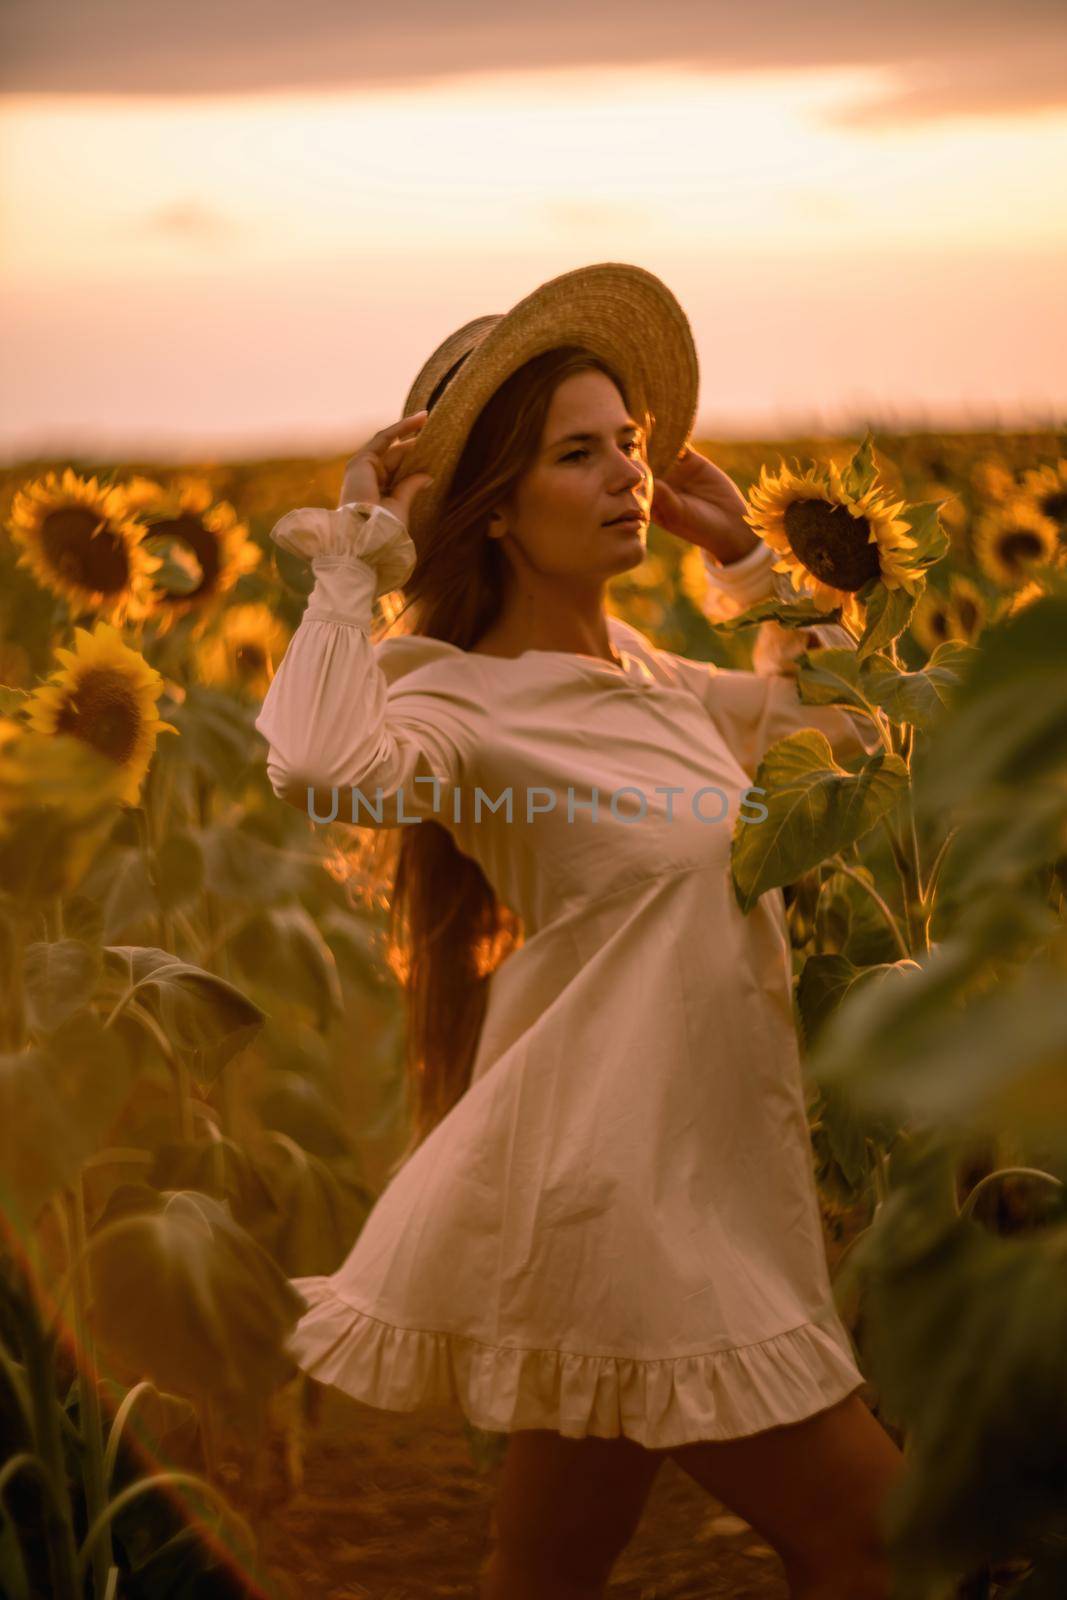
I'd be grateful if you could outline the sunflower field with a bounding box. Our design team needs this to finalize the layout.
[1,428,1066,1599]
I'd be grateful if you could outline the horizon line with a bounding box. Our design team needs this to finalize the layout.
[3,404,1066,470]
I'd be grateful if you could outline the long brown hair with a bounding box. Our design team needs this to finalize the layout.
[350,346,650,1178]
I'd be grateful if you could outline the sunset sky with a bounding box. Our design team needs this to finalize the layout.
[2,1,1065,461]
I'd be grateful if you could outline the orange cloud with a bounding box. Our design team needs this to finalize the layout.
[4,0,1065,129]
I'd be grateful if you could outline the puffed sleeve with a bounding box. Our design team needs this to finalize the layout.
[698,540,882,780]
[254,500,473,829]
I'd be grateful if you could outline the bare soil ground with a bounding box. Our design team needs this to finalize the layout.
[244,1385,794,1599]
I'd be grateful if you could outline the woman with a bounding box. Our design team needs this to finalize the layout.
[254,264,905,1599]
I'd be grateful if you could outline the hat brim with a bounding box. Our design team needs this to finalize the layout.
[392,262,700,552]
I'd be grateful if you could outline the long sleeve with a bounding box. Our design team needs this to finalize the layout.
[699,539,857,673]
[697,539,881,781]
[254,500,472,829]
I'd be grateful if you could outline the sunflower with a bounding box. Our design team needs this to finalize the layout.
[910,590,954,653]
[1003,580,1046,620]
[1016,458,1067,538]
[196,603,289,699]
[23,622,179,806]
[915,479,967,538]
[970,456,1017,505]
[910,575,987,653]
[0,716,127,897]
[972,500,1060,589]
[130,475,262,636]
[5,468,163,624]
[945,574,987,641]
[743,459,922,633]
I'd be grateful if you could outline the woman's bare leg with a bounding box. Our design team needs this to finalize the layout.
[479,1427,664,1599]
[668,1388,907,1599]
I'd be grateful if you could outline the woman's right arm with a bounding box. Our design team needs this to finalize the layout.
[254,500,467,829]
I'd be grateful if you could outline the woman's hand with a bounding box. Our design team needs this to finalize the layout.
[339,410,434,529]
[651,445,761,566]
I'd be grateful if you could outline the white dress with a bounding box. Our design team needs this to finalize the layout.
[253,501,877,1448]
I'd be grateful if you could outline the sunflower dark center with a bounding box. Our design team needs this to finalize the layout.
[1040,490,1067,527]
[783,500,882,592]
[930,607,950,640]
[999,530,1045,572]
[150,515,220,600]
[53,667,142,764]
[40,507,130,594]
[235,643,266,674]
[954,596,979,632]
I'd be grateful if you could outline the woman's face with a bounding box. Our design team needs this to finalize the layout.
[489,369,652,581]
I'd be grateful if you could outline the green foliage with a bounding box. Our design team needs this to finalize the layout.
[101,946,265,1087]
[916,596,1067,804]
[0,1014,134,1233]
[87,1186,306,1427]
[794,641,974,731]
[844,1147,1067,1589]
[854,578,917,659]
[798,602,1067,1593]
[838,428,880,499]
[730,730,908,911]
[703,595,843,631]
[21,938,102,1033]
[815,936,1067,1156]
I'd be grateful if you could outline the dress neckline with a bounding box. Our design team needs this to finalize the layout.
[475,645,626,670]
[382,620,648,680]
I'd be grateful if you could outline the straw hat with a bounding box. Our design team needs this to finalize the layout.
[394,262,700,550]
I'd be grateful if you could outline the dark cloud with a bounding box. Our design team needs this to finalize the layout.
[3,1,1065,127]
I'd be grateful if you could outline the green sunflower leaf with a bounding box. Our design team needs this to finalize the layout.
[101,945,265,1085]
[855,581,916,660]
[859,640,976,730]
[899,500,951,570]
[810,934,1067,1152]
[0,1013,135,1232]
[22,937,102,1033]
[0,685,28,714]
[794,639,974,730]
[730,730,909,912]
[914,594,1067,808]
[709,597,843,632]
[793,647,883,717]
[141,533,203,596]
[797,951,916,1051]
[838,429,879,499]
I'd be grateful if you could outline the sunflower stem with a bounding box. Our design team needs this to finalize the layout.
[65,1177,115,1596]
[829,857,910,961]
[195,771,217,973]
[3,914,27,1052]
[15,1254,81,1600]
[192,772,242,1141]
[48,895,65,941]
[140,762,177,955]
[910,835,930,947]
[921,826,960,910]
[103,991,194,1142]
[870,1143,892,1216]
[892,716,931,950]
[879,816,918,955]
